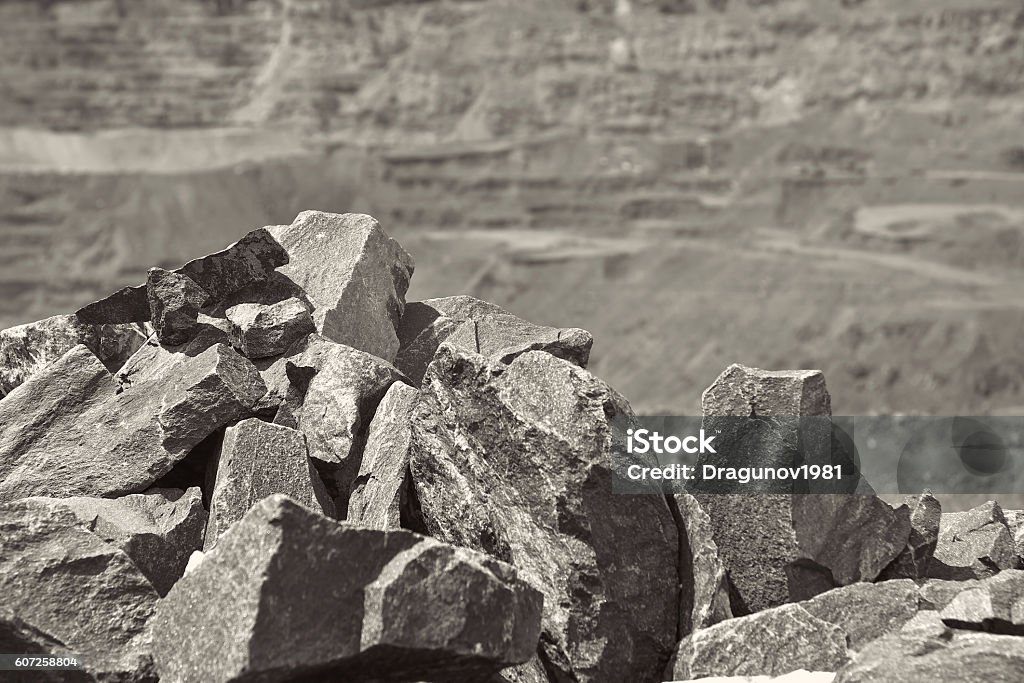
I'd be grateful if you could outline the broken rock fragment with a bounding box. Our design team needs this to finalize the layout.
[928,500,1018,580]
[147,267,209,346]
[800,580,920,650]
[879,492,942,580]
[225,297,314,359]
[347,381,420,529]
[670,604,849,680]
[409,346,680,683]
[395,295,593,384]
[205,418,334,548]
[937,569,1024,635]
[271,211,413,362]
[674,492,732,632]
[151,494,542,683]
[0,313,147,397]
[0,341,265,501]
[17,487,206,597]
[0,501,159,681]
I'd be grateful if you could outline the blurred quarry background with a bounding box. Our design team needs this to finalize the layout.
[1,0,1023,416]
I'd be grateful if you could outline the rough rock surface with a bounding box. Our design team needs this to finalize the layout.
[670,604,849,681]
[17,487,206,596]
[0,340,265,501]
[0,313,147,397]
[880,492,942,580]
[409,345,681,683]
[0,501,159,681]
[395,295,593,384]
[937,569,1024,635]
[833,629,1024,682]
[151,495,543,683]
[205,418,334,548]
[146,267,209,346]
[665,673,836,683]
[801,580,921,650]
[270,211,413,362]
[347,381,419,529]
[929,500,1018,580]
[225,297,314,359]
[701,364,832,418]
[675,492,732,632]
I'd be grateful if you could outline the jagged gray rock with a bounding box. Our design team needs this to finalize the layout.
[147,267,209,346]
[801,580,920,650]
[928,500,1018,580]
[17,487,205,597]
[937,569,1024,635]
[833,629,1024,682]
[919,578,984,610]
[347,381,419,529]
[0,341,265,501]
[670,604,849,680]
[880,492,942,580]
[0,501,159,681]
[151,495,543,683]
[225,297,314,359]
[675,492,732,632]
[409,346,681,683]
[270,211,413,362]
[205,418,334,549]
[702,363,832,417]
[0,313,147,397]
[395,296,593,384]
[665,673,836,683]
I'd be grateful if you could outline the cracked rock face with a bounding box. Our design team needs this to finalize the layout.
[147,267,209,346]
[151,495,543,683]
[928,500,1019,580]
[408,345,681,683]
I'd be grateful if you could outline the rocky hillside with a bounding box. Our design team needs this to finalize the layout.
[3,213,1024,681]
[1,0,1023,417]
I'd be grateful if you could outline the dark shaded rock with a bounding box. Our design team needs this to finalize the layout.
[674,492,732,632]
[0,501,159,681]
[0,341,265,501]
[928,500,1018,580]
[833,629,1024,683]
[409,346,680,683]
[0,314,147,397]
[347,381,419,529]
[670,604,849,680]
[147,267,209,346]
[938,569,1024,635]
[395,296,593,385]
[270,211,414,362]
[76,285,151,325]
[225,297,314,359]
[17,487,206,597]
[880,492,942,580]
[801,580,920,650]
[151,494,542,683]
[205,418,334,549]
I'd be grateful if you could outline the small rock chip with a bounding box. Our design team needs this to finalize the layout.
[205,418,335,548]
[17,487,206,597]
[670,604,849,680]
[225,297,315,360]
[880,492,942,580]
[151,495,542,683]
[395,296,593,384]
[928,500,1018,580]
[801,580,921,650]
[147,267,210,346]
[347,381,420,529]
[0,314,147,397]
[833,630,1024,682]
[271,211,414,362]
[0,342,265,501]
[0,501,159,681]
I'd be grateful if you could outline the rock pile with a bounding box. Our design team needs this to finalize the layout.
[2,210,1023,682]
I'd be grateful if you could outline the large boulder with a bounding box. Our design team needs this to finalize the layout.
[0,501,160,681]
[928,500,1018,580]
[409,346,681,683]
[0,314,147,397]
[347,381,420,529]
[151,495,542,683]
[270,211,414,362]
[669,604,849,680]
[16,487,206,596]
[205,418,334,548]
[395,296,593,384]
[0,339,265,501]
